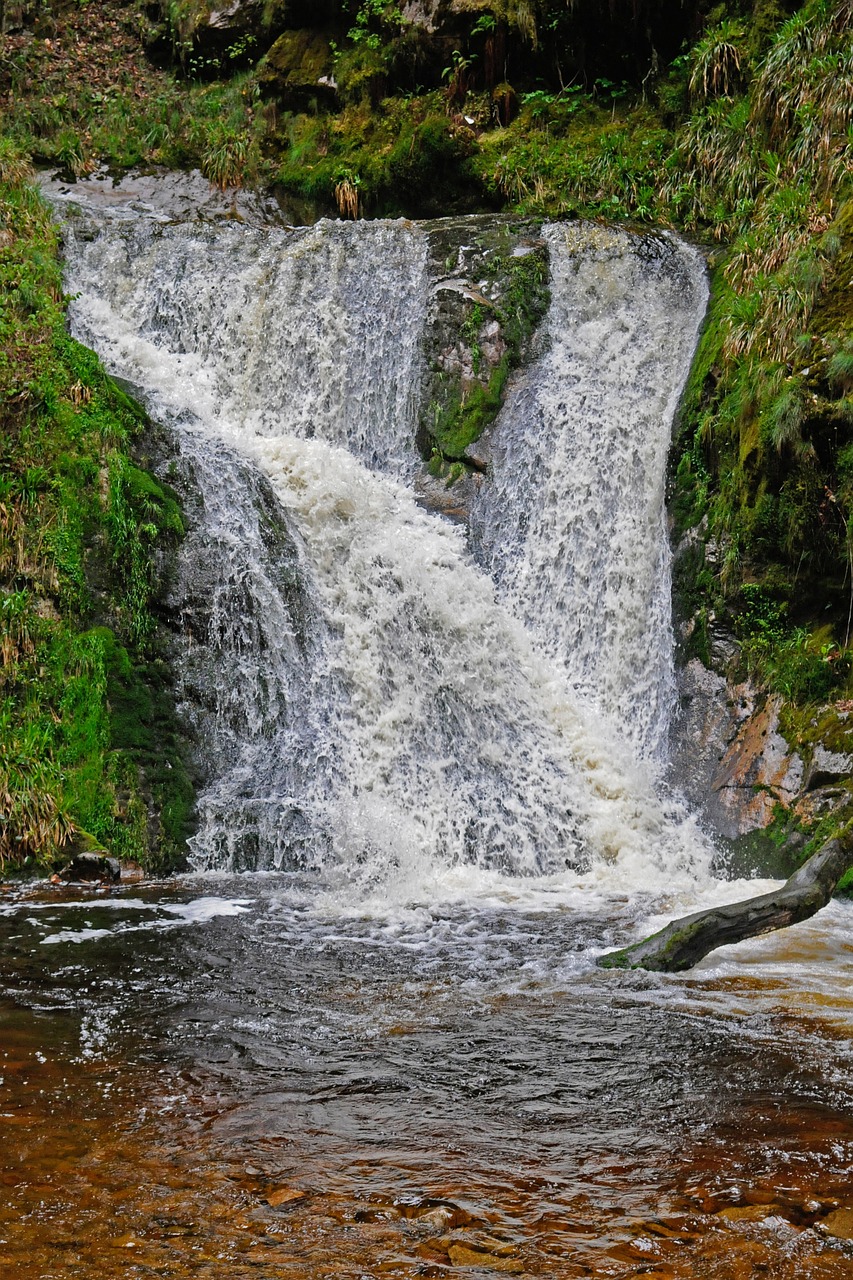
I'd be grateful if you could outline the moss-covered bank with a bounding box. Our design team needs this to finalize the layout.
[0,167,194,875]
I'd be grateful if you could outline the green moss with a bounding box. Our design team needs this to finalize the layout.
[384,116,482,216]
[422,229,550,462]
[430,358,509,460]
[0,177,193,874]
[494,245,550,362]
[273,99,487,218]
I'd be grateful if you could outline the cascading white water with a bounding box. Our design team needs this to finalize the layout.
[66,217,427,477]
[161,433,342,871]
[60,206,711,894]
[472,224,708,759]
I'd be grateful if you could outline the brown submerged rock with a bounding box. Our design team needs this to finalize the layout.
[446,1242,523,1272]
[819,1207,853,1240]
[264,1186,306,1208]
[716,1204,785,1222]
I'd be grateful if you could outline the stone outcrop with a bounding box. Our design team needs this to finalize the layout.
[150,0,292,69]
[669,509,853,863]
[671,653,853,861]
[414,215,548,515]
[257,29,335,108]
[672,666,804,840]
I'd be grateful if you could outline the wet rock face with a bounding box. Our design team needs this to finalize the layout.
[671,663,804,840]
[671,656,853,856]
[134,419,315,805]
[413,465,483,524]
[711,691,804,836]
[670,527,852,854]
[413,214,549,521]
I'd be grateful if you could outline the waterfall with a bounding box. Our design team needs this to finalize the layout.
[65,217,427,477]
[472,224,708,759]
[159,434,339,871]
[60,207,710,893]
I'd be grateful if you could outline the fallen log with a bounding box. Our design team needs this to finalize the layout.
[597,827,853,973]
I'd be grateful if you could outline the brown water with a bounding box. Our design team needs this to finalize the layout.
[2,877,853,1278]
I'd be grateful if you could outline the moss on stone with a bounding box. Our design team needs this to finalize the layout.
[258,29,333,107]
[430,358,509,460]
[0,176,194,875]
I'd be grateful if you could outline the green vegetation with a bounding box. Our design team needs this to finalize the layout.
[0,3,267,187]
[430,359,509,461]
[0,160,192,874]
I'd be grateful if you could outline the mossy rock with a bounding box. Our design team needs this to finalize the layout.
[258,30,335,107]
[418,216,549,463]
[383,116,484,216]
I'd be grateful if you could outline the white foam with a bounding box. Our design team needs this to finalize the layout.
[38,896,252,945]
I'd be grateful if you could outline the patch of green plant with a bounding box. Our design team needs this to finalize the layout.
[734,586,851,702]
[492,246,549,361]
[273,96,486,218]
[430,358,509,459]
[0,176,193,874]
[0,13,266,191]
[666,1,853,695]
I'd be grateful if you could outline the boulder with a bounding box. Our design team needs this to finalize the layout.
[164,0,264,47]
[258,30,336,108]
[59,852,121,884]
[805,743,853,790]
[414,465,481,523]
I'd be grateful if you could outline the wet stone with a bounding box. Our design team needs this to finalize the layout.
[717,1204,786,1222]
[59,852,120,883]
[819,1207,853,1241]
[446,1242,524,1272]
[264,1186,307,1208]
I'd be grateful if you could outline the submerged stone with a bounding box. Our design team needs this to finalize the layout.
[819,1207,853,1240]
[446,1242,523,1272]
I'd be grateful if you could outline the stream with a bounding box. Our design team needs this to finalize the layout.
[2,172,852,1277]
[2,876,853,1277]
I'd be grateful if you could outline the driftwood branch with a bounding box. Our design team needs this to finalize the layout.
[597,828,853,973]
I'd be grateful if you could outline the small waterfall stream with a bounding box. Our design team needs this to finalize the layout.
[61,206,709,892]
[472,223,707,758]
